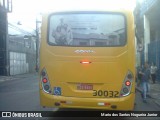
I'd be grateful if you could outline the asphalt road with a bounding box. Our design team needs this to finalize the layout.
[0,74,160,120]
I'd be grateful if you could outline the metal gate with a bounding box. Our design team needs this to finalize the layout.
[9,52,29,75]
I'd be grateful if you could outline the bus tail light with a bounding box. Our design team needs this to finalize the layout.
[125,81,131,86]
[42,78,48,83]
[41,68,51,94]
[120,71,133,97]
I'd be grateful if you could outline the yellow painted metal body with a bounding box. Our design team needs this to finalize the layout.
[39,9,135,110]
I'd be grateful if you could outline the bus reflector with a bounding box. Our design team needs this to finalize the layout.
[125,81,131,86]
[105,103,111,106]
[60,101,72,104]
[98,102,110,106]
[60,101,66,103]
[80,61,91,64]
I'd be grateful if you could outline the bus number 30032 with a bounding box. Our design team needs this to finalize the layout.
[93,90,119,97]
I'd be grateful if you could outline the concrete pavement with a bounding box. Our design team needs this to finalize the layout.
[0,73,38,82]
[136,80,160,107]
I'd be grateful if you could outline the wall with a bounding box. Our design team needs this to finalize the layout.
[0,9,7,75]
[8,35,36,75]
[148,40,160,81]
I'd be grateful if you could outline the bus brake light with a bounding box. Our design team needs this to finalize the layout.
[80,61,91,64]
[125,81,131,86]
[42,78,48,83]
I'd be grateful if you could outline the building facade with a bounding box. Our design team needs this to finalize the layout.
[135,0,160,80]
[8,34,36,75]
[0,0,12,75]
[0,0,36,76]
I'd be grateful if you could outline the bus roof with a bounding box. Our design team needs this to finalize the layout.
[42,0,134,14]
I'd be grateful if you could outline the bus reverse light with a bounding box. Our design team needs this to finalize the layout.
[55,102,60,106]
[123,87,129,94]
[44,85,50,91]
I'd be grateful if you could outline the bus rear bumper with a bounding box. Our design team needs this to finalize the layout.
[40,90,135,110]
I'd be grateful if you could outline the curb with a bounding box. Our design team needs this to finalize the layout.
[0,77,19,82]
[0,73,38,83]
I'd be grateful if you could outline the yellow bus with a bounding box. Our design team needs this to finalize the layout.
[39,5,135,111]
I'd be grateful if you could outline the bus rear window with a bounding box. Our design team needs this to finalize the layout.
[48,12,126,47]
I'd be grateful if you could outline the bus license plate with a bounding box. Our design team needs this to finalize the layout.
[77,83,93,90]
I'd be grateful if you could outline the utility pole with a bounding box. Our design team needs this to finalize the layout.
[35,19,39,72]
[35,18,41,72]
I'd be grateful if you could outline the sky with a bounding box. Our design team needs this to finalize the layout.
[8,0,137,34]
[8,0,41,34]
